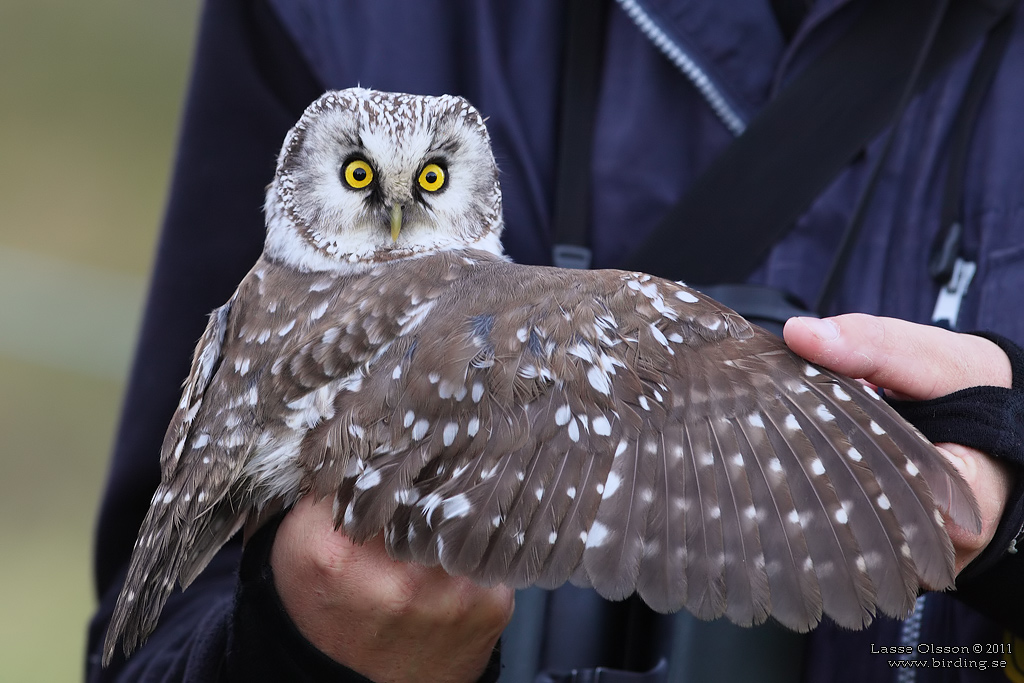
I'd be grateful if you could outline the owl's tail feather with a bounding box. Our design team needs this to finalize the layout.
[179,505,247,589]
[101,485,244,666]
[102,488,185,666]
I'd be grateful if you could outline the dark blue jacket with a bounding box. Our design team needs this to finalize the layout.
[88,0,1024,681]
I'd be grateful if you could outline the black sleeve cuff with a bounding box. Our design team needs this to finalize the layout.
[226,514,374,682]
[887,332,1024,580]
[226,514,503,682]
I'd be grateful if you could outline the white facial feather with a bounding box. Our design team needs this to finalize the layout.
[264,88,505,271]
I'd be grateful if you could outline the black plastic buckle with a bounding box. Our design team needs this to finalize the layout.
[553,244,593,270]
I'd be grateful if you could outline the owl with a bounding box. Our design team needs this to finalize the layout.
[103,88,979,664]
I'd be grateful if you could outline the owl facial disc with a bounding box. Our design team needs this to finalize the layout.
[262,88,506,272]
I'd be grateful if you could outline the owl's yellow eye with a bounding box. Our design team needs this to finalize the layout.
[418,163,446,192]
[343,159,374,189]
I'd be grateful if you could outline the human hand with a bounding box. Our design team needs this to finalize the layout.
[270,495,515,683]
[783,313,1014,575]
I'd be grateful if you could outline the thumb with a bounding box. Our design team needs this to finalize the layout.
[782,313,1011,400]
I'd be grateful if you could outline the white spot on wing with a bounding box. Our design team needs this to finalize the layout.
[443,494,472,520]
[442,422,458,447]
[568,418,580,442]
[586,366,612,395]
[649,323,671,349]
[603,472,621,498]
[586,521,609,548]
[396,299,436,335]
[309,300,329,320]
[356,468,382,490]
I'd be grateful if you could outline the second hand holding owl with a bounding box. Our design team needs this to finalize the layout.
[271,495,513,683]
[269,312,1012,683]
[784,313,1012,575]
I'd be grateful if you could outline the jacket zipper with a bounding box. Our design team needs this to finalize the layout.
[615,0,747,135]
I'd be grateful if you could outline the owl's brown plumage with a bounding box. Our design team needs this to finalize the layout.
[103,88,979,664]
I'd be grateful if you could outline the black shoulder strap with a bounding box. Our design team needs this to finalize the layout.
[589,0,1012,284]
[928,9,1015,283]
[551,0,610,270]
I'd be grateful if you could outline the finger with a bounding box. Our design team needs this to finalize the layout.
[933,443,1013,574]
[783,313,1011,399]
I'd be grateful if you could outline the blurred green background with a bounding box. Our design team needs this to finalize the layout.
[0,1,200,679]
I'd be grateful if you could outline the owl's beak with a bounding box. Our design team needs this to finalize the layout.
[390,204,403,242]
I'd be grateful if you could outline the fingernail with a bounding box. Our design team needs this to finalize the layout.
[797,316,839,342]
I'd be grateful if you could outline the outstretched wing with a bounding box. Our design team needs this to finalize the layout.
[294,251,979,633]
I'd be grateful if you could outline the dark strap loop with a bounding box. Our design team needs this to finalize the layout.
[697,284,813,337]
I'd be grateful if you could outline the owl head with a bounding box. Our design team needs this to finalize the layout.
[264,88,505,271]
